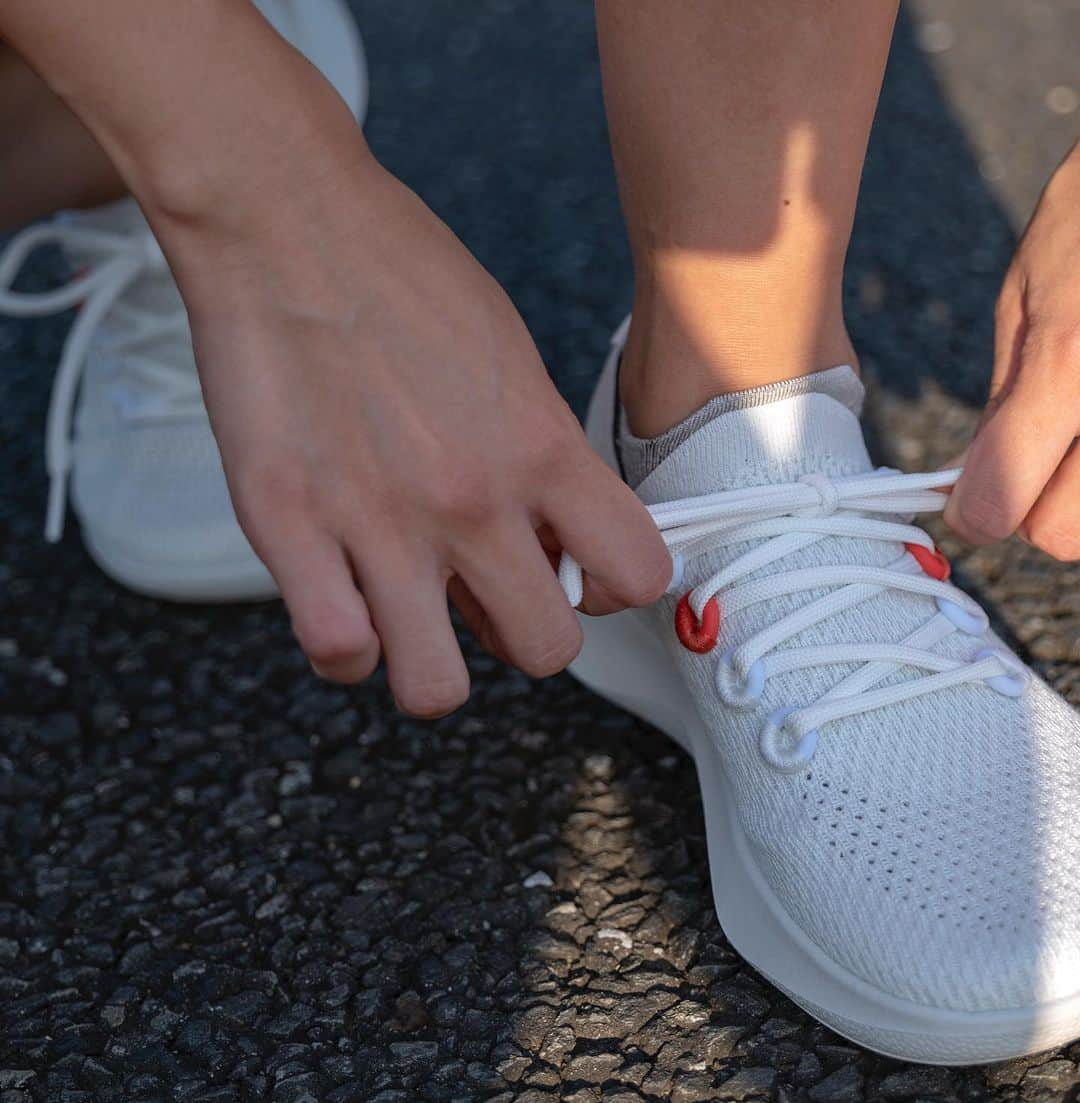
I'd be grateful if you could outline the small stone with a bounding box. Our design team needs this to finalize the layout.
[388,1041,438,1072]
[594,928,632,956]
[809,1064,863,1103]
[176,1019,213,1053]
[538,1025,575,1068]
[562,1053,622,1084]
[1022,1060,1077,1095]
[496,1055,532,1083]
[522,871,554,889]
[670,1074,717,1103]
[1046,86,1079,116]
[117,941,154,975]
[582,754,614,781]
[277,762,312,797]
[718,1068,777,1101]
[879,1067,954,1099]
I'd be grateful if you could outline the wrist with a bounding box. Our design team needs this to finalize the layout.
[135,38,371,239]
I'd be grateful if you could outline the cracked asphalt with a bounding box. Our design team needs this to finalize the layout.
[1,1,1079,1101]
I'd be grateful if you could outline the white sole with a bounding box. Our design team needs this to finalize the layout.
[568,330,1080,1064]
[82,527,278,604]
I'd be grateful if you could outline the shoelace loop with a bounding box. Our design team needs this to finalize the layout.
[0,221,192,540]
[559,467,1025,771]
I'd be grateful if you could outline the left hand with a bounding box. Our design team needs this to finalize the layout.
[945,141,1080,560]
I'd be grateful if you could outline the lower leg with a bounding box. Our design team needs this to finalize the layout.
[0,43,126,231]
[597,1,897,437]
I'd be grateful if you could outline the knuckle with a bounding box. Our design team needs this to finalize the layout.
[429,470,501,529]
[235,461,312,516]
[1027,516,1080,562]
[531,423,586,477]
[231,463,315,544]
[297,620,375,673]
[1051,324,1080,364]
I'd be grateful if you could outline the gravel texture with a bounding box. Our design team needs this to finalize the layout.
[1,1,1078,1101]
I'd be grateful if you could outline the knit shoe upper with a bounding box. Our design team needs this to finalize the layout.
[571,369,1080,1015]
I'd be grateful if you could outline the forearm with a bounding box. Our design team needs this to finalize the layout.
[0,0,372,230]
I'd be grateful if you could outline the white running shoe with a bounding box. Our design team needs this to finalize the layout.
[561,320,1080,1065]
[0,0,367,602]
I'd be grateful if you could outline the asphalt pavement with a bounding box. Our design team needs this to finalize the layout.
[1,1,1078,1100]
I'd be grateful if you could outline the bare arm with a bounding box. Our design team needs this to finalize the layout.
[0,0,670,711]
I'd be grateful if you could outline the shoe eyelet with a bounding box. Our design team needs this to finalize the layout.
[715,649,765,707]
[976,647,1028,698]
[905,541,951,581]
[667,553,685,595]
[936,597,988,636]
[675,592,719,653]
[759,705,819,773]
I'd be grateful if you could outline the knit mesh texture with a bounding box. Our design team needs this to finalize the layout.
[636,389,1080,1012]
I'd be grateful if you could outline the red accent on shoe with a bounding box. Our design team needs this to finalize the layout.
[675,593,720,653]
[905,541,951,581]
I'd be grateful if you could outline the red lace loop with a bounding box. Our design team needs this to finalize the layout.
[905,541,951,582]
[675,593,720,653]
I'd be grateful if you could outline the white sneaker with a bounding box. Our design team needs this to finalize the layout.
[0,0,367,602]
[562,320,1080,1064]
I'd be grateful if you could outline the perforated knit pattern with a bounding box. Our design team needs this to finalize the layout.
[636,387,1080,1013]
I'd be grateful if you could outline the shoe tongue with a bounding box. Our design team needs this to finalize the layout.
[636,376,872,506]
[633,371,984,708]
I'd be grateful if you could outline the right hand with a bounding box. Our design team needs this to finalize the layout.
[165,152,670,716]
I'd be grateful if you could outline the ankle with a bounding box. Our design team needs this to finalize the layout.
[619,274,857,438]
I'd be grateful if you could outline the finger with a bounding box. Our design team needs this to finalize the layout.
[358,550,469,718]
[535,522,626,617]
[987,273,1026,407]
[945,335,1079,544]
[1020,440,1080,560]
[453,518,582,677]
[543,460,671,613]
[446,574,515,667]
[260,529,380,683]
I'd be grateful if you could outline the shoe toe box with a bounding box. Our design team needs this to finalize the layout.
[71,419,276,600]
[752,677,1080,1015]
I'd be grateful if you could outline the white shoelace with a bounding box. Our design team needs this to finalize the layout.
[559,468,1027,770]
[0,221,197,541]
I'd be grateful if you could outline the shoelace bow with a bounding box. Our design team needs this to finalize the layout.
[0,221,197,540]
[559,468,1027,771]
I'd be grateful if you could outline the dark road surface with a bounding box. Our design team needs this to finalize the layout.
[1,2,1078,1100]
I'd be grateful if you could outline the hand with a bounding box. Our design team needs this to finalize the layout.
[162,148,669,716]
[945,142,1080,559]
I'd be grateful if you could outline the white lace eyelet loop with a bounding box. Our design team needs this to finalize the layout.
[667,553,685,595]
[715,648,765,708]
[977,647,1028,698]
[937,597,987,636]
[759,706,819,773]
